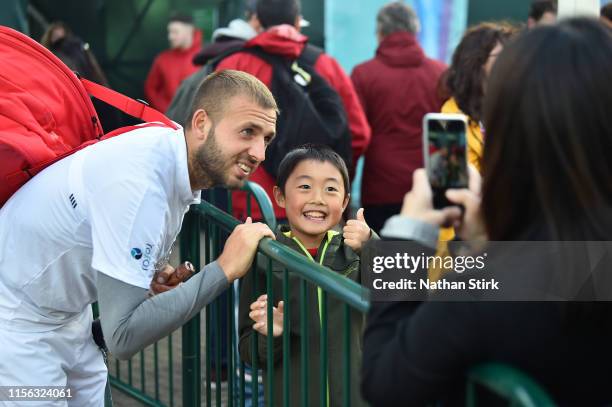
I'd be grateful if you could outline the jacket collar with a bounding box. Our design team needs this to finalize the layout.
[245,24,307,59]
[376,31,425,68]
[278,225,340,260]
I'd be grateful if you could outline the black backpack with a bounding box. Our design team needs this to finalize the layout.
[168,44,351,177]
[242,45,351,177]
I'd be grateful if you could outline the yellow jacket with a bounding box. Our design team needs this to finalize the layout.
[432,99,484,280]
[441,98,483,172]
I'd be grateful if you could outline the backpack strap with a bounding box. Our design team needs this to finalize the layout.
[298,44,323,67]
[10,122,174,185]
[208,43,322,75]
[80,78,178,130]
[207,45,252,71]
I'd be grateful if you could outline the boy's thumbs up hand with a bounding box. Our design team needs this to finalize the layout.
[343,207,372,253]
[355,207,366,222]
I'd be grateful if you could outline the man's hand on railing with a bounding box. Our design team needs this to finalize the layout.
[249,294,284,337]
[343,207,372,252]
[217,217,275,282]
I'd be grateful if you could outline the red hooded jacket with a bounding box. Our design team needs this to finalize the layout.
[217,25,371,220]
[351,32,446,206]
[145,30,202,112]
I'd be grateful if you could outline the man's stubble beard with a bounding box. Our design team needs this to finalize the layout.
[193,127,229,189]
[193,127,250,190]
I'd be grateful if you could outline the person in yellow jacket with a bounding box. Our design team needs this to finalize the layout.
[432,22,516,280]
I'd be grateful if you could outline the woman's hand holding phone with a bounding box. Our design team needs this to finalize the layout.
[400,169,462,226]
[400,166,487,243]
[445,165,487,243]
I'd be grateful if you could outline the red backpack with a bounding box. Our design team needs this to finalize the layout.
[0,26,178,206]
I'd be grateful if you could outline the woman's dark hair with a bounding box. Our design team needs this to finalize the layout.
[276,144,350,198]
[444,22,516,123]
[482,18,612,240]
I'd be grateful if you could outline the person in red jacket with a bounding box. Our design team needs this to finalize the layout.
[351,2,446,234]
[145,13,202,112]
[216,0,371,221]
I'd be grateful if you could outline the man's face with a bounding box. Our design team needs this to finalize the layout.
[191,96,277,190]
[167,22,194,49]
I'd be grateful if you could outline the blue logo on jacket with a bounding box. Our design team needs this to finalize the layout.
[131,248,143,260]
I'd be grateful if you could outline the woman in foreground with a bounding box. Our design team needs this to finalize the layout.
[361,18,612,406]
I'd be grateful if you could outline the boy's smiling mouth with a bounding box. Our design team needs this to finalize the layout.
[303,210,327,222]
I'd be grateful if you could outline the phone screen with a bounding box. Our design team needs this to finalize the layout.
[425,116,468,208]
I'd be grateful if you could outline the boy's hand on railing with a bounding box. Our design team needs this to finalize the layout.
[343,208,372,253]
[217,217,275,282]
[250,294,284,337]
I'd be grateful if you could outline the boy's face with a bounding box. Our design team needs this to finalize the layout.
[274,160,349,246]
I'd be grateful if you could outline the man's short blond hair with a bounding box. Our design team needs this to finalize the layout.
[186,69,278,129]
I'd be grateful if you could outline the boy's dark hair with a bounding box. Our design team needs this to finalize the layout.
[276,144,350,197]
[528,0,557,21]
[256,0,300,29]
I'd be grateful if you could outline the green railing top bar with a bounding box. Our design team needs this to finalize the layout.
[467,364,556,407]
[241,181,277,230]
[193,201,371,313]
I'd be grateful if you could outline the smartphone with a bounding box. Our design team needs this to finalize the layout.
[422,113,469,209]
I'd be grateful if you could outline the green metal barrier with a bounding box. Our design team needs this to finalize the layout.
[107,181,555,407]
[192,188,369,407]
[242,181,277,230]
[466,364,557,407]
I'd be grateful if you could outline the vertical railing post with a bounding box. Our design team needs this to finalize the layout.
[300,280,309,407]
[251,261,259,407]
[227,188,235,407]
[168,335,174,407]
[154,343,159,401]
[266,258,275,407]
[320,291,328,407]
[204,217,212,406]
[140,351,146,392]
[180,209,201,406]
[227,284,234,407]
[282,268,291,407]
[343,304,351,407]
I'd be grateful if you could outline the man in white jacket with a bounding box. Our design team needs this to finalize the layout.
[0,70,277,406]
